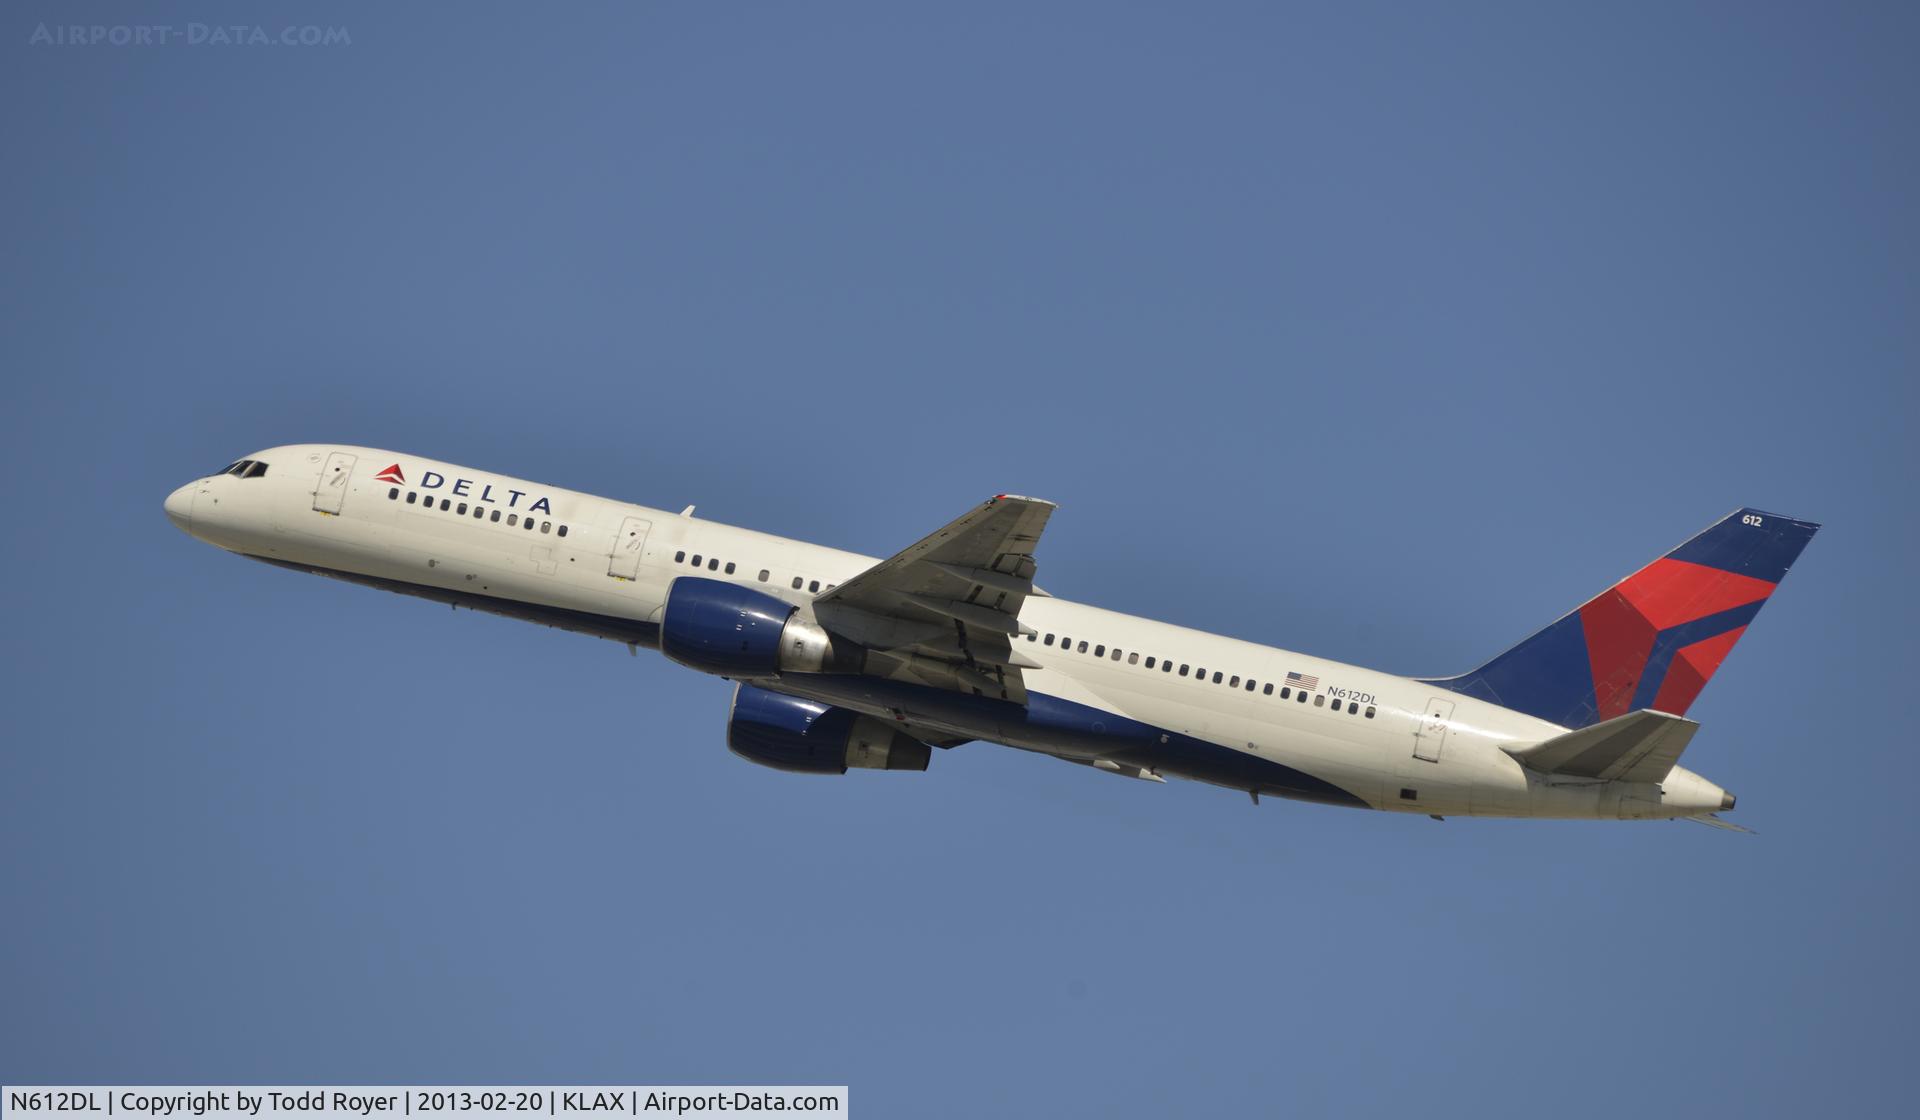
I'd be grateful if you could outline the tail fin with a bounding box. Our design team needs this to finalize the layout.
[1424,508,1819,729]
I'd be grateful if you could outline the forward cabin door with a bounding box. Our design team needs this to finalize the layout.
[1414,697,1455,763]
[312,451,357,514]
[608,516,652,580]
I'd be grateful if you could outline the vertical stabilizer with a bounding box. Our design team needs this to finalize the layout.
[1424,509,1819,729]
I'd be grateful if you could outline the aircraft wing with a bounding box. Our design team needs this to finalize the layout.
[813,494,1054,704]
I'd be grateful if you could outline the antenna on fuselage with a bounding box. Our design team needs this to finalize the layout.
[679,505,695,517]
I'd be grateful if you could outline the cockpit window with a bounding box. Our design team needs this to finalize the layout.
[243,461,268,478]
[216,461,241,475]
[226,459,254,476]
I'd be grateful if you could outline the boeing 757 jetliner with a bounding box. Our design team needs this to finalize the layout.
[165,446,1818,824]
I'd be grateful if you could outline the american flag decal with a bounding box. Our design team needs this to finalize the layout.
[1286,671,1319,690]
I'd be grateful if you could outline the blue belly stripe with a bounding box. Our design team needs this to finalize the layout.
[789,674,1369,808]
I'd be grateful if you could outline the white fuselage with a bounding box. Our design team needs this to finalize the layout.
[165,445,1732,820]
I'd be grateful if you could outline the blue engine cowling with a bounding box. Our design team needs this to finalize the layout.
[727,684,932,774]
[660,577,797,676]
[661,577,862,678]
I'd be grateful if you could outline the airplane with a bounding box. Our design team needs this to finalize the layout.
[164,445,1818,825]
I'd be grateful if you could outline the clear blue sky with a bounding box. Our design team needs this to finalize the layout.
[4,3,1915,1115]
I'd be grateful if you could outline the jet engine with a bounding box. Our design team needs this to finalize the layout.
[660,577,859,677]
[727,684,932,774]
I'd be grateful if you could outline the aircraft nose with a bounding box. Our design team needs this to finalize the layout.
[164,483,195,532]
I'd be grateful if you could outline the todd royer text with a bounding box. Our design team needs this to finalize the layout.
[118,1095,400,1118]
[241,1096,396,1118]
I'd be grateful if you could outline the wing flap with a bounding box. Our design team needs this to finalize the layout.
[900,592,1033,636]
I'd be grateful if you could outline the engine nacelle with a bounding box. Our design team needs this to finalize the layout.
[727,684,932,774]
[660,577,857,677]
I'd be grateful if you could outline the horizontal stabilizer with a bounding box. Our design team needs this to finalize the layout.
[1684,813,1755,834]
[1503,709,1698,784]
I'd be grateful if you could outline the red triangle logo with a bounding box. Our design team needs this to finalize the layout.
[373,463,406,485]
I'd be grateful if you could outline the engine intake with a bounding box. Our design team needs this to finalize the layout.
[661,577,857,677]
[727,684,932,774]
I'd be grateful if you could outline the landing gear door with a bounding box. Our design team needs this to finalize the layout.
[1414,697,1454,763]
[312,451,357,514]
[608,516,652,580]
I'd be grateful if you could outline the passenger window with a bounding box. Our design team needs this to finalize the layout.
[1195,668,1205,680]
[1212,672,1222,684]
[691,555,702,567]
[1128,653,1139,665]
[676,551,686,563]
[1161,661,1172,673]
[558,524,568,537]
[440,499,451,511]
[388,488,399,500]
[808,580,820,593]
[509,514,518,527]
[1281,687,1291,699]
[1045,634,1055,646]
[1026,632,1036,642]
[1060,637,1071,650]
[1179,665,1189,677]
[1349,701,1359,714]
[707,558,718,570]
[1229,675,1240,687]
[474,506,485,519]
[491,510,502,523]
[539,521,549,533]
[1365,706,1376,719]
[758,569,770,582]
[1313,695,1325,707]
[1095,645,1106,658]
[724,561,734,574]
[792,577,804,589]
[406,492,417,505]
[524,518,535,530]
[457,503,467,515]
[1111,649,1122,662]
[1263,683,1273,696]
[1296,691,1307,703]
[1077,641,1088,653]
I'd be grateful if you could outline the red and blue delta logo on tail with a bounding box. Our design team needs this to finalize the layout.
[1424,509,1820,729]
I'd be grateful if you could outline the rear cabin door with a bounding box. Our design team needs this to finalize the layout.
[312,451,357,514]
[1414,697,1455,763]
[608,516,652,580]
